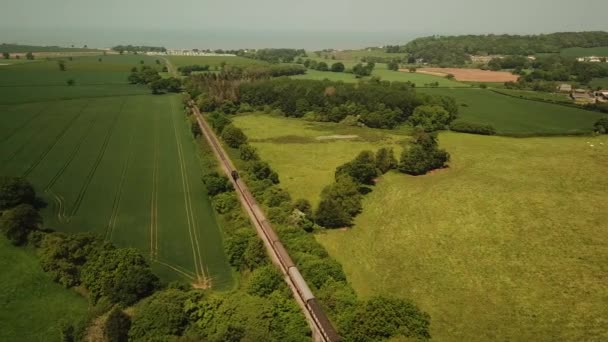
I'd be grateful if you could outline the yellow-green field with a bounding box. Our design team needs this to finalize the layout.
[232,113,608,341]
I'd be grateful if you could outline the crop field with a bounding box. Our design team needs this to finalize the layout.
[0,94,233,288]
[0,237,88,341]
[491,88,573,104]
[560,46,608,57]
[232,113,407,206]
[417,67,519,82]
[418,88,607,135]
[318,132,608,341]
[166,55,268,68]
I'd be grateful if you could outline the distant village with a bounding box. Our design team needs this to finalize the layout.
[145,49,236,57]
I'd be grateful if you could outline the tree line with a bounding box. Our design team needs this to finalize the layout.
[240,48,307,63]
[128,65,182,94]
[111,45,167,53]
[399,32,608,65]
[199,107,433,341]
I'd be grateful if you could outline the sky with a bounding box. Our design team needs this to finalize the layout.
[1,0,607,49]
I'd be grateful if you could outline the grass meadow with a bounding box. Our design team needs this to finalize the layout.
[166,55,268,68]
[318,132,608,341]
[590,77,608,89]
[0,237,88,341]
[232,113,608,340]
[418,88,607,135]
[232,113,407,206]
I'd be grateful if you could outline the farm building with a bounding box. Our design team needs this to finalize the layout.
[571,89,596,104]
[576,56,606,63]
[595,90,608,102]
[558,84,572,93]
[470,55,502,63]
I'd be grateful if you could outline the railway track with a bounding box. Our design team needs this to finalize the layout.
[190,102,340,342]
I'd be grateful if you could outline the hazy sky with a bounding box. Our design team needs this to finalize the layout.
[1,0,607,49]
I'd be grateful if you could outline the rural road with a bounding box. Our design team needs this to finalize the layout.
[190,102,338,342]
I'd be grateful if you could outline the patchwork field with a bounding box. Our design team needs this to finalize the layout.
[417,67,519,82]
[560,46,608,57]
[0,93,233,288]
[0,237,88,341]
[418,88,607,135]
[318,132,608,341]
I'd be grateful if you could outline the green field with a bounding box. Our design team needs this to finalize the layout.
[0,43,101,53]
[233,113,407,206]
[560,46,608,57]
[418,88,607,135]
[291,65,466,87]
[318,132,608,341]
[491,88,573,104]
[166,55,268,68]
[590,77,608,89]
[0,237,88,341]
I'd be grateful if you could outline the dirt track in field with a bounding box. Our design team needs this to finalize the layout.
[416,67,519,82]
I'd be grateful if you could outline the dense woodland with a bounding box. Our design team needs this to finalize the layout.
[397,32,608,65]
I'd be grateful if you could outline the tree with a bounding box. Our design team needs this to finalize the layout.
[104,307,131,342]
[202,172,233,196]
[25,52,34,60]
[239,144,259,161]
[247,265,284,297]
[221,124,248,148]
[399,131,450,175]
[594,117,608,134]
[330,62,345,72]
[39,232,109,287]
[315,175,362,228]
[341,296,431,341]
[294,198,313,217]
[2,52,9,59]
[81,248,160,306]
[316,62,329,71]
[242,237,268,270]
[409,105,451,132]
[0,176,36,209]
[335,151,378,185]
[128,289,189,341]
[387,61,399,71]
[375,148,397,174]
[66,79,75,86]
[0,204,41,245]
[352,63,374,77]
[191,121,202,138]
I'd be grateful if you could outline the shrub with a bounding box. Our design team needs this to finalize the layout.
[409,105,451,132]
[245,160,279,184]
[399,131,450,175]
[239,144,259,161]
[335,151,378,185]
[104,307,131,342]
[247,265,285,297]
[221,124,248,148]
[264,187,292,207]
[450,120,496,135]
[81,248,160,306]
[594,117,608,134]
[0,204,41,245]
[375,147,397,174]
[212,192,238,214]
[242,237,268,270]
[202,172,233,196]
[315,176,362,228]
[208,111,232,133]
[294,198,313,217]
[129,289,189,341]
[330,62,345,72]
[0,176,36,210]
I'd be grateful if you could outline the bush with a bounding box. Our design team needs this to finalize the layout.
[245,160,279,184]
[264,187,291,207]
[409,105,451,132]
[221,124,248,148]
[208,111,232,133]
[330,62,345,72]
[212,192,239,214]
[335,151,378,185]
[104,307,131,342]
[0,204,41,245]
[129,289,189,341]
[375,147,397,174]
[242,237,268,270]
[315,176,362,228]
[594,117,608,134]
[294,198,313,217]
[202,172,233,196]
[450,120,496,135]
[399,131,450,175]
[247,265,285,297]
[341,296,431,341]
[239,144,259,161]
[81,248,160,306]
[0,176,36,210]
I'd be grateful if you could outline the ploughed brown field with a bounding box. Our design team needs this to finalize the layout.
[413,67,519,82]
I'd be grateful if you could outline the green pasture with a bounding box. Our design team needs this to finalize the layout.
[166,55,268,68]
[491,88,573,104]
[232,113,407,206]
[318,132,608,341]
[418,88,607,135]
[590,77,608,89]
[560,46,608,57]
[0,237,88,341]
[0,43,101,53]
[0,94,233,288]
